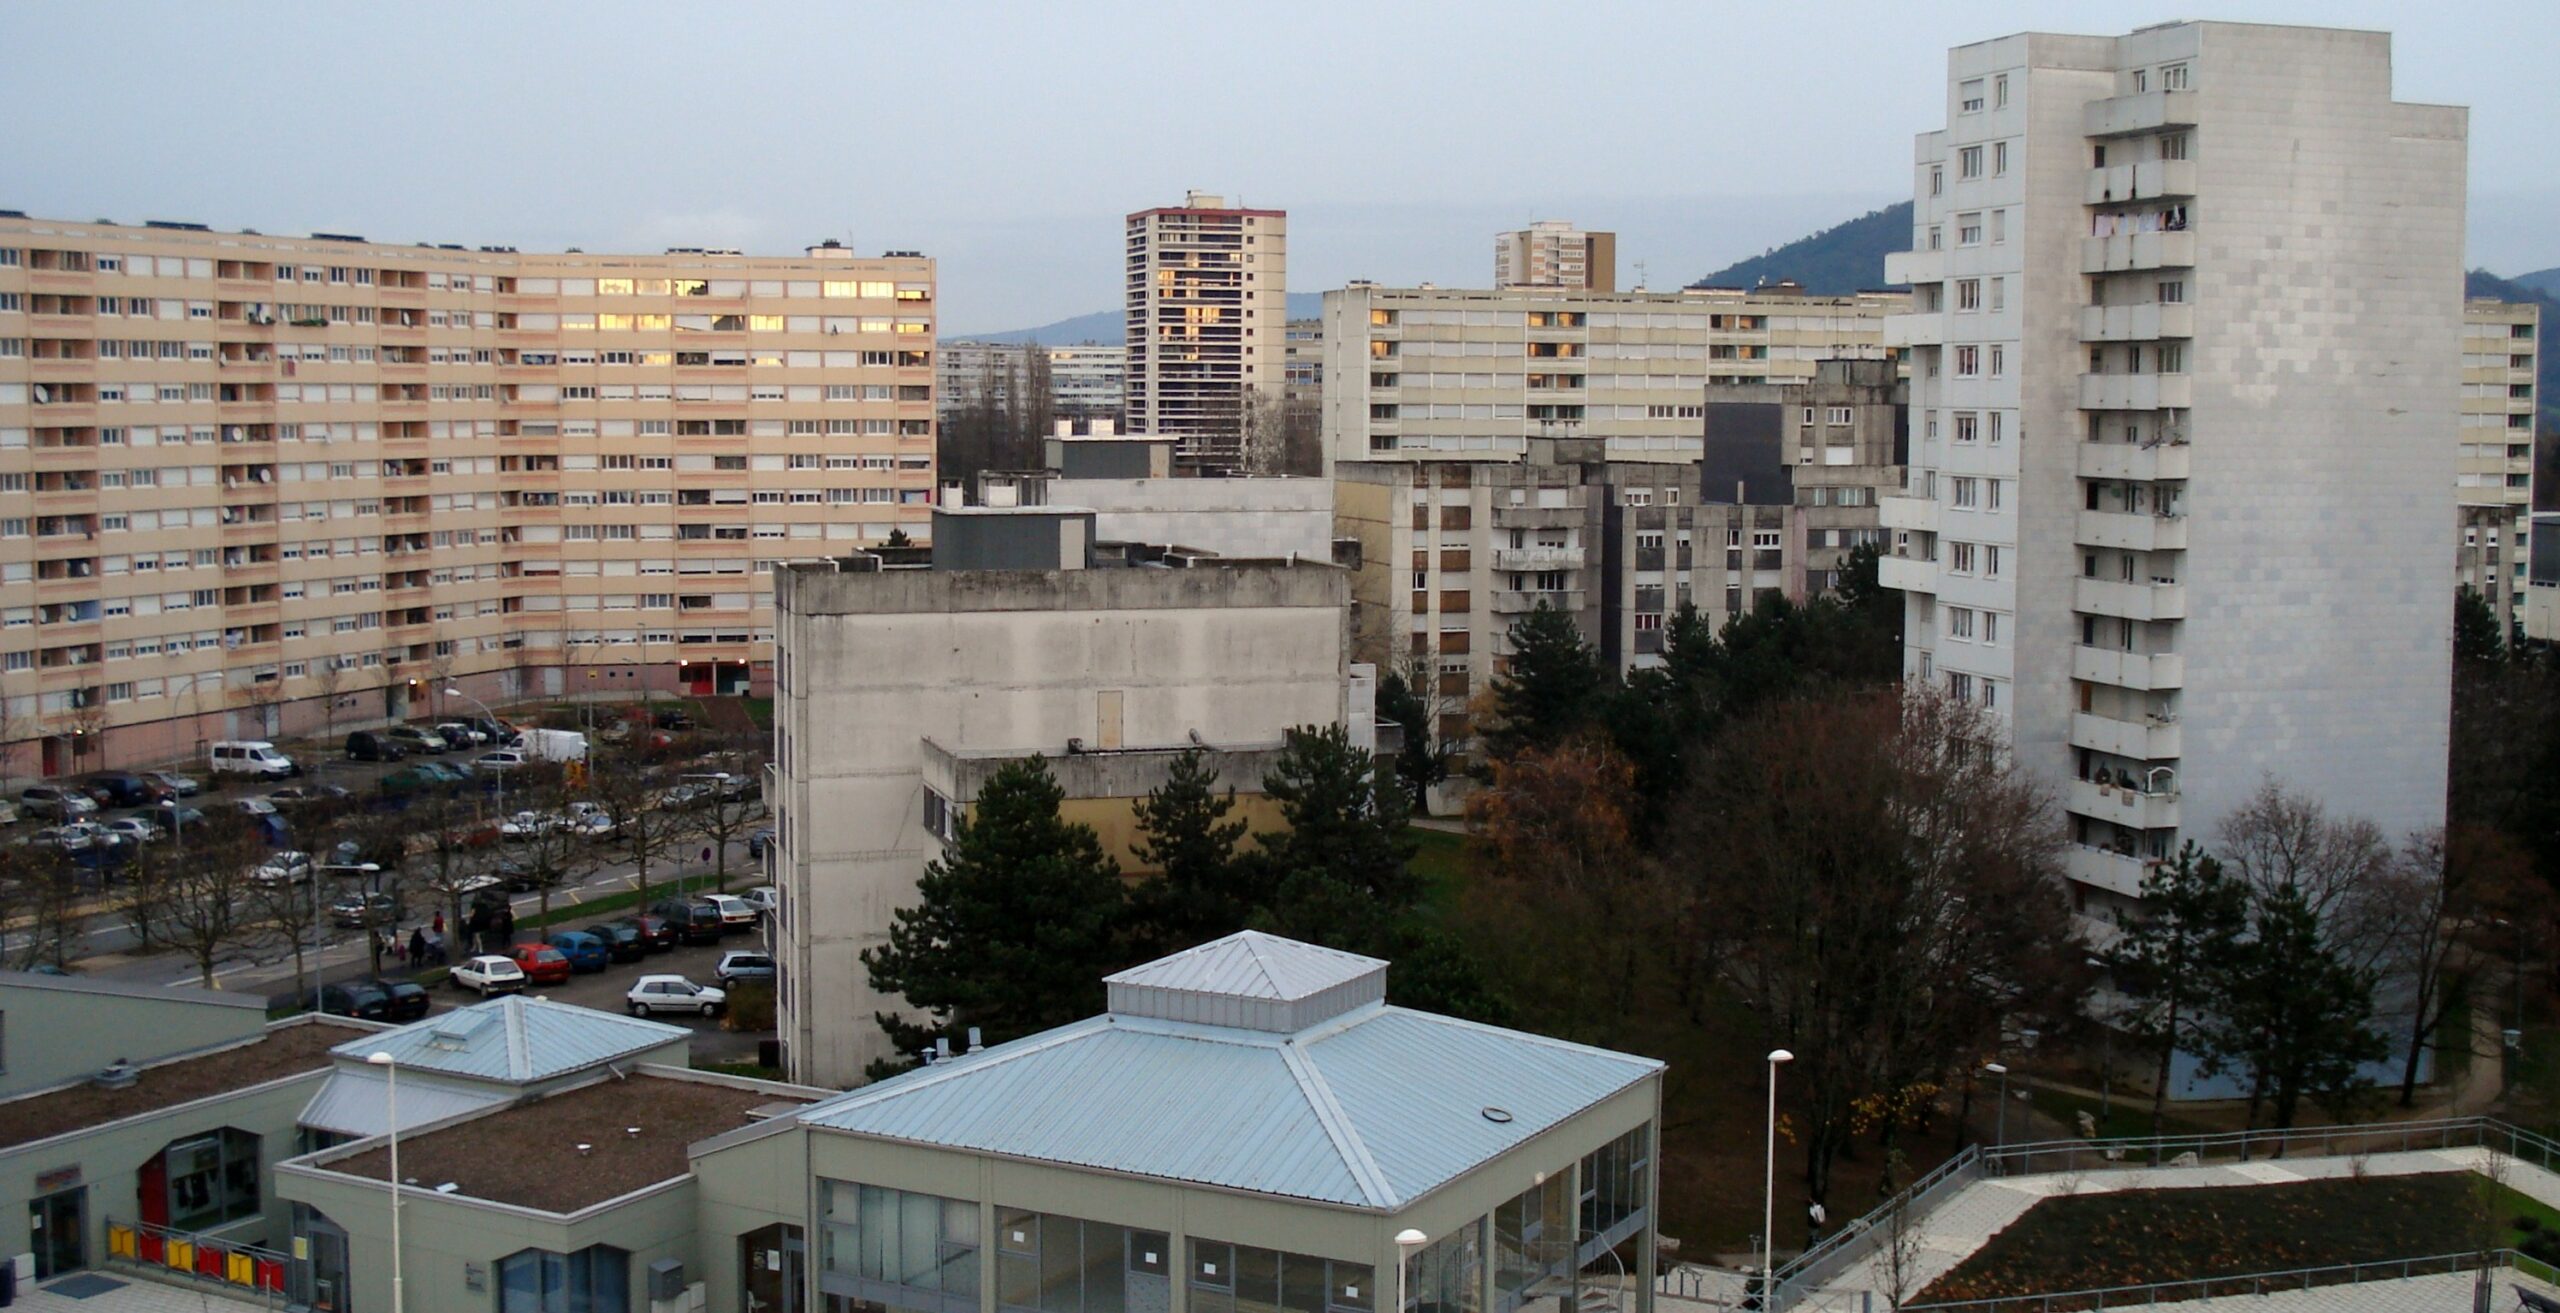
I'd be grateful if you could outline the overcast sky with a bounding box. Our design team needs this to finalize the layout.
[3,1,2550,332]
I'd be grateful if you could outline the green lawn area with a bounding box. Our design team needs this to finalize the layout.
[741,696,775,729]
[1406,827,1469,919]
[2026,1084,2214,1142]
[517,872,724,931]
[1918,1173,2536,1303]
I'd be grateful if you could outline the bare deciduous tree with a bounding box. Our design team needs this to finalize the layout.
[313,661,348,744]
[2214,778,2399,971]
[154,819,268,988]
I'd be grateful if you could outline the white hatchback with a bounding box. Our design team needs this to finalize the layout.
[451,954,526,996]
[626,974,725,1018]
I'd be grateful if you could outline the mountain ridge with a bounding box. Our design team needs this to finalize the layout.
[953,292,1326,345]
[1687,202,1913,295]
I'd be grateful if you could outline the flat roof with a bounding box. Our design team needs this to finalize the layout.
[0,1021,353,1151]
[0,969,267,1011]
[324,1071,815,1213]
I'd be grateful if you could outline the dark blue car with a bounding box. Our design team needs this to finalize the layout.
[545,930,611,974]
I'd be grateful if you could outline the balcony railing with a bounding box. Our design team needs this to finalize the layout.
[2069,709,2182,760]
[2070,644,2183,691]
[2069,777,2182,831]
[2080,372,2195,411]
[2077,439,2190,483]
[2079,230,2197,274]
[2076,508,2188,553]
[1490,546,1584,572]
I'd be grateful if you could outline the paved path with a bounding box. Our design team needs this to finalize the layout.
[14,1271,271,1313]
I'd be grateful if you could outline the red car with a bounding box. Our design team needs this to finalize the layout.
[510,942,572,985]
[617,913,679,951]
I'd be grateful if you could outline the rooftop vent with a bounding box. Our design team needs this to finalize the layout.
[309,232,367,244]
[144,220,209,232]
[92,1060,139,1090]
[1104,931,1386,1034]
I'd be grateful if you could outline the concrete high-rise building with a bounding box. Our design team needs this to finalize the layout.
[2458,298,2540,633]
[0,213,935,772]
[1047,343,1127,420]
[1322,283,1902,471]
[1876,23,2465,933]
[1495,221,1617,292]
[1123,192,1287,474]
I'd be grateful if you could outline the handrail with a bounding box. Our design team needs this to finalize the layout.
[1901,1246,2526,1311]
[105,1215,292,1308]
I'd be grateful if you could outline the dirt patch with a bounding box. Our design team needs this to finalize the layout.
[0,1020,353,1150]
[1917,1172,2494,1304]
[325,1072,808,1213]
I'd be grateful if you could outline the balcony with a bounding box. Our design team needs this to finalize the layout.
[2080,231,2196,275]
[2069,710,2181,761]
[2077,440,2190,483]
[2066,845,2155,899]
[1489,589,1584,614]
[2078,303,2196,343]
[2085,160,2199,205]
[2076,509,2188,553]
[2069,777,2182,831]
[1877,553,1934,592]
[1883,313,1944,348]
[2083,88,2199,138]
[2071,645,2184,691]
[2074,576,2185,621]
[1491,546,1585,571]
[2080,373,2193,411]
[1878,495,1939,533]
[1883,250,1943,287]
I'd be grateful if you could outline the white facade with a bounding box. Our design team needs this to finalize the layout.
[768,561,1350,1086]
[1049,476,1337,560]
[1495,221,1616,292]
[1880,23,2465,928]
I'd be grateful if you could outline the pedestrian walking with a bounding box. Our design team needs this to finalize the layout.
[700,845,712,866]
[432,910,445,936]
[408,927,429,965]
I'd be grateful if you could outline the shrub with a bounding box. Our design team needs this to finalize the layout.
[723,982,776,1032]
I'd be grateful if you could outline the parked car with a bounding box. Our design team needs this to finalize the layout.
[370,977,432,1022]
[268,784,353,807]
[746,828,775,860]
[510,942,572,985]
[387,725,447,755]
[654,709,693,731]
[498,810,559,839]
[739,886,781,917]
[545,931,611,974]
[462,717,513,743]
[647,898,725,946]
[232,797,280,818]
[144,770,203,798]
[415,760,475,785]
[434,722,487,748]
[714,951,777,988]
[19,785,98,821]
[150,801,207,830]
[345,731,407,763]
[581,921,647,963]
[254,850,316,886]
[83,772,169,807]
[330,891,399,928]
[208,740,299,778]
[99,818,164,846]
[626,974,724,1017]
[308,979,392,1021]
[617,913,678,952]
[474,750,528,775]
[489,857,546,893]
[28,823,116,854]
[704,893,757,934]
[451,954,527,995]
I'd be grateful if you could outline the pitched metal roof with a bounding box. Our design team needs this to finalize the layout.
[797,1004,1659,1210]
[298,1068,507,1138]
[329,995,687,1086]
[0,968,267,1010]
[1104,931,1387,1032]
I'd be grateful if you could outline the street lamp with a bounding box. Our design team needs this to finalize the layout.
[1984,1062,2011,1151]
[1764,1048,1794,1306]
[365,1051,406,1313]
[445,687,506,822]
[1392,1228,1427,1313]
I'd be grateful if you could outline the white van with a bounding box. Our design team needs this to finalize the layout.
[208,740,298,778]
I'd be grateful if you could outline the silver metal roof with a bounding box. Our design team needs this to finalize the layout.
[297,1068,506,1138]
[0,968,268,1010]
[798,1000,1659,1210]
[328,995,688,1085]
[1104,931,1387,1032]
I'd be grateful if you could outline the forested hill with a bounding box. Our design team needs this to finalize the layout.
[1688,202,1912,294]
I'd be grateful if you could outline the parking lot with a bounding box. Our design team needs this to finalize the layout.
[443,931,773,1065]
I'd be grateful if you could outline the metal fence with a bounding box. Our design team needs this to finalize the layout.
[1978,1114,2560,1179]
[1898,1247,2540,1311]
[104,1216,292,1308]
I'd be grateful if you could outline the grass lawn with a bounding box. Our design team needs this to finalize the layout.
[741,696,775,730]
[1918,1172,2532,1303]
[517,872,722,932]
[2025,1084,2213,1142]
[1407,828,1468,920]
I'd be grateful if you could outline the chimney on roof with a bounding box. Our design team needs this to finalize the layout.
[966,1027,984,1053]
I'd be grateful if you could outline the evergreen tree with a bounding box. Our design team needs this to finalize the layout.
[2198,881,2388,1130]
[2455,584,2506,665]
[885,526,913,549]
[1247,723,1416,953]
[1377,666,1450,809]
[1128,747,1251,953]
[1481,603,1603,761]
[861,756,1125,1077]
[2103,844,2249,1137]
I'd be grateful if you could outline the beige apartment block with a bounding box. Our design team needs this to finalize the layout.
[2459,298,2540,633]
[1321,283,1903,472]
[0,213,935,775]
[1879,23,2463,937]
[1124,192,1287,474]
[1495,220,1617,291]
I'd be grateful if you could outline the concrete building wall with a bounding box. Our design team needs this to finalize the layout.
[1049,477,1336,559]
[2459,299,2541,632]
[1124,195,1286,475]
[769,565,1350,1086]
[0,975,265,1099]
[0,215,936,773]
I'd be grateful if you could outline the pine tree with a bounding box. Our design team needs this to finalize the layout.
[1128,748,1250,953]
[1482,603,1602,760]
[861,756,1125,1077]
[2103,843,2249,1137]
[1377,665,1449,808]
[2455,584,2506,665]
[2199,881,2388,1130]
[1247,723,1416,952]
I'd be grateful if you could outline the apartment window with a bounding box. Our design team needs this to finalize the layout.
[1959,78,1985,113]
[1989,209,2006,244]
[2132,68,2149,93]
[2159,343,2185,373]
[1930,166,1944,197]
[1993,141,2009,175]
[1983,545,2003,578]
[1956,280,1981,312]
[1989,344,2005,377]
[1954,346,1979,377]
[1958,146,1983,179]
[1994,74,2009,108]
[1986,478,2003,510]
[1951,477,1978,509]
[2159,132,2190,161]
[2156,279,2185,304]
[1989,277,2006,311]
[1948,607,1975,639]
[1950,542,1976,573]
[1955,413,1979,443]
[1927,225,1942,251]
[1828,407,1853,426]
[1957,213,1982,246]
[2160,63,2188,91]
[1983,612,2000,643]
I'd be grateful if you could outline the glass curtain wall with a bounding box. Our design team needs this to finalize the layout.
[1574,1127,1651,1266]
[1491,1177,1574,1313]
[494,1245,630,1313]
[1187,1240,1371,1313]
[1404,1230,1479,1313]
[818,1182,979,1313]
[996,1209,1171,1313]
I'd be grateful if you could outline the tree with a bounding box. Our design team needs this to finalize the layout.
[2214,779,2399,975]
[1376,661,1451,810]
[1,845,84,971]
[2455,584,2506,666]
[2103,844,2249,1137]
[695,767,769,893]
[313,661,348,744]
[1248,723,1416,950]
[1466,740,1651,1029]
[1671,689,2083,1206]
[884,527,912,549]
[861,756,1126,1077]
[155,819,268,988]
[510,774,600,931]
[1480,603,1603,762]
[1127,747,1250,954]
[2374,826,2530,1107]
[2195,880,2387,1131]
[399,791,497,955]
[594,751,693,908]
[251,855,331,1005]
